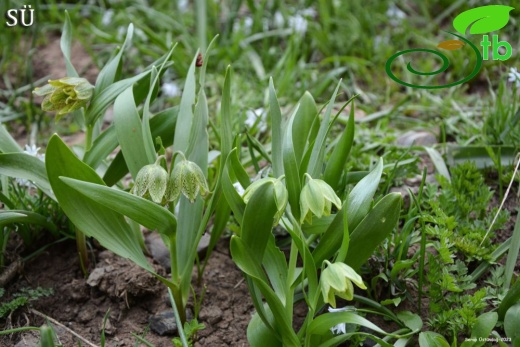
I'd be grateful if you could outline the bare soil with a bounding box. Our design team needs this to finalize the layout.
[1,238,253,347]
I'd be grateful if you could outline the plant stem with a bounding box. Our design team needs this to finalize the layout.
[195,0,207,53]
[76,228,89,276]
[286,240,298,319]
[168,287,188,346]
[85,124,93,152]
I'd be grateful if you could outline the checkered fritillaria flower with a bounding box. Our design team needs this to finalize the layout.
[168,159,209,203]
[33,77,94,119]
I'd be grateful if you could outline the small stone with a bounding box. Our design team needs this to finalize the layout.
[146,232,213,271]
[199,306,223,326]
[149,309,193,336]
[102,318,116,335]
[86,268,105,286]
[14,333,39,347]
[145,233,171,270]
[197,233,211,259]
[149,311,178,336]
[396,130,436,147]
[77,306,95,323]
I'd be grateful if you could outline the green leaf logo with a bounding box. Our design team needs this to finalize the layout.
[453,5,514,35]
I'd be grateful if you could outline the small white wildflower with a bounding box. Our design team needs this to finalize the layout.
[178,0,189,13]
[233,182,245,196]
[386,4,406,26]
[274,11,284,28]
[299,8,317,17]
[24,144,44,161]
[507,67,520,88]
[101,9,114,26]
[161,82,181,97]
[327,306,356,335]
[245,108,267,132]
[234,17,253,35]
[16,144,44,188]
[288,14,308,34]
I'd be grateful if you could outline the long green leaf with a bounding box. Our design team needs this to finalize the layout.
[282,106,302,222]
[0,210,56,232]
[60,11,79,77]
[95,24,133,93]
[173,51,197,155]
[241,181,277,262]
[312,159,383,263]
[418,332,450,347]
[60,178,176,235]
[45,135,152,271]
[231,236,300,345]
[323,103,355,190]
[0,125,22,153]
[102,106,178,186]
[0,153,53,199]
[247,308,282,347]
[85,70,151,125]
[114,86,154,178]
[220,66,233,173]
[292,92,317,165]
[345,193,402,270]
[269,78,284,177]
[308,311,387,336]
[308,81,341,177]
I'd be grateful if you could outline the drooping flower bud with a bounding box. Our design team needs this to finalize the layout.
[33,77,94,119]
[242,177,288,225]
[300,174,342,224]
[321,260,366,308]
[168,160,209,203]
[132,162,169,204]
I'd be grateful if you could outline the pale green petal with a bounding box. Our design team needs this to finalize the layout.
[338,263,367,289]
[33,84,56,96]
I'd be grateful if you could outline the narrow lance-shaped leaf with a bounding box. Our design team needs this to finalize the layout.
[308,80,341,178]
[231,236,300,346]
[345,193,402,271]
[308,311,388,336]
[95,24,134,94]
[114,86,155,179]
[292,91,317,165]
[45,135,152,272]
[59,177,176,236]
[0,125,22,153]
[173,51,198,156]
[0,153,54,199]
[0,210,57,233]
[269,78,284,177]
[220,66,233,171]
[241,182,278,262]
[85,69,152,125]
[60,11,79,77]
[312,158,384,264]
[282,105,302,220]
[323,102,355,190]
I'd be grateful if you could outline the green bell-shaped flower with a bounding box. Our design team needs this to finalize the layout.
[168,160,209,203]
[33,77,94,119]
[300,174,342,224]
[321,260,367,308]
[132,160,169,204]
[242,176,288,225]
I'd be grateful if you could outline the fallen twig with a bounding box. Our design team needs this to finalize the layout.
[29,309,99,347]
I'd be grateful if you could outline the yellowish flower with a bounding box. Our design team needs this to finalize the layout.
[33,77,94,119]
[321,260,367,308]
[300,174,341,224]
